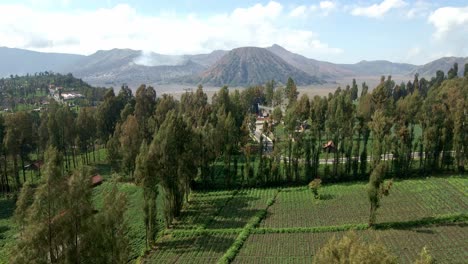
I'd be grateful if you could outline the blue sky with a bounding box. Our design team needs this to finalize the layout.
[0,0,467,64]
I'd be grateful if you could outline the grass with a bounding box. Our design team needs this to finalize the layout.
[0,198,16,264]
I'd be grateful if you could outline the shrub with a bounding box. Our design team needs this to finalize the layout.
[313,231,397,264]
[308,178,322,199]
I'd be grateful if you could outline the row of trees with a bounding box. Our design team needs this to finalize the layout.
[1,65,466,194]
[12,147,128,263]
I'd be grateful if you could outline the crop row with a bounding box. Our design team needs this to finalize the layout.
[145,233,237,264]
[260,177,468,228]
[233,224,468,264]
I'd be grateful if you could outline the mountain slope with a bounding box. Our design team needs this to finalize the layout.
[0,47,84,77]
[410,57,468,77]
[267,44,354,79]
[340,60,417,76]
[69,49,206,86]
[198,47,322,86]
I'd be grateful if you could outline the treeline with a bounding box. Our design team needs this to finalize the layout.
[1,65,467,193]
[0,72,107,109]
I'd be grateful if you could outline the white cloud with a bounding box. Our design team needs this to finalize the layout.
[288,1,336,18]
[427,6,468,57]
[351,0,407,18]
[319,1,336,16]
[0,1,342,58]
[428,6,468,39]
[406,0,433,19]
[289,5,307,17]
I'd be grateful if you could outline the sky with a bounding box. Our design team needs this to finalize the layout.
[0,0,467,65]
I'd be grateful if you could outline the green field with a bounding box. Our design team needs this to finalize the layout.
[0,198,15,264]
[234,224,468,264]
[2,176,467,263]
[144,176,468,263]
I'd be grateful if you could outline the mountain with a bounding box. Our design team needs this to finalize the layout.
[340,60,417,76]
[410,57,468,77]
[187,50,228,67]
[267,44,354,79]
[0,47,84,77]
[1,46,466,88]
[198,47,322,86]
[68,49,207,86]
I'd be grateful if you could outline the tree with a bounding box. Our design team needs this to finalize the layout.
[285,77,298,108]
[296,94,310,121]
[314,232,397,264]
[368,163,392,227]
[84,185,130,263]
[119,115,141,178]
[369,110,392,165]
[148,111,195,226]
[11,147,65,263]
[134,85,156,140]
[448,62,458,79]
[273,86,284,106]
[265,79,275,106]
[135,140,159,248]
[271,106,283,124]
[351,78,359,100]
[14,183,35,234]
[361,82,369,97]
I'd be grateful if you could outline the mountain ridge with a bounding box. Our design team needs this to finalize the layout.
[1,46,466,87]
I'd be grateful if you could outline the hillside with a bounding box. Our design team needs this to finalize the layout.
[267,44,354,79]
[1,46,467,88]
[410,57,468,77]
[0,47,84,77]
[198,47,322,86]
[339,60,417,76]
[70,49,206,86]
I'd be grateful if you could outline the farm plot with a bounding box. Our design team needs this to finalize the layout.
[261,177,468,228]
[146,233,237,264]
[234,224,468,264]
[206,188,277,229]
[0,198,16,264]
[172,190,237,230]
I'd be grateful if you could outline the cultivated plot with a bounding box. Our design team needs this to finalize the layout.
[261,177,468,228]
[234,224,468,264]
[146,233,237,264]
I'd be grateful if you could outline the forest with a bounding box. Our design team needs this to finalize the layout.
[0,63,466,263]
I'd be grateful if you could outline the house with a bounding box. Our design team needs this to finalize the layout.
[24,160,44,171]
[91,174,103,187]
[323,140,336,152]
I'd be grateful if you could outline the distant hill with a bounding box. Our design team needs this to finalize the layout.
[198,47,322,86]
[267,44,354,79]
[68,49,207,86]
[1,46,466,88]
[410,57,468,78]
[0,47,84,77]
[340,60,417,76]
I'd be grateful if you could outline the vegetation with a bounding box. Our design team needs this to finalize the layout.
[0,64,466,263]
[313,231,397,264]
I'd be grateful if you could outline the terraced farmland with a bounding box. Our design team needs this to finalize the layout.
[144,176,468,263]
